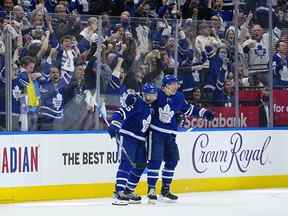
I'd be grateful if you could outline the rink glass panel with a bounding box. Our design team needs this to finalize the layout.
[1,11,284,132]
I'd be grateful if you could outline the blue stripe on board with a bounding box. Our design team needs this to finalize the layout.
[179,127,288,132]
[0,130,108,136]
[0,127,288,136]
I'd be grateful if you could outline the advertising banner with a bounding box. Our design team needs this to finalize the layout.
[184,106,260,128]
[273,89,288,126]
[0,133,118,187]
[0,130,288,187]
[176,130,288,178]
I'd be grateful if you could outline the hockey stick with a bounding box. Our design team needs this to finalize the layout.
[185,127,195,132]
[100,107,146,169]
[174,126,195,135]
[115,135,146,169]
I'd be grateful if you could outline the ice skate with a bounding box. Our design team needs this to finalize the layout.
[159,187,178,203]
[147,188,157,204]
[124,189,142,204]
[112,191,129,206]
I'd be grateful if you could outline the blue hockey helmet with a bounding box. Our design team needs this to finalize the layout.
[162,74,178,87]
[142,82,158,95]
[142,82,158,104]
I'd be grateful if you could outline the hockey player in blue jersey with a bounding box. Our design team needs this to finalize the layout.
[107,83,158,205]
[146,74,214,203]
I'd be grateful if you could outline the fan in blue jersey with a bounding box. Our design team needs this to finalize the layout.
[273,41,288,87]
[146,74,214,203]
[203,45,224,102]
[0,63,24,131]
[107,83,158,206]
[38,66,67,130]
[177,47,207,98]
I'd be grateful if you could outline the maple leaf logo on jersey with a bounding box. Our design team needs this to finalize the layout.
[52,93,63,110]
[254,44,266,58]
[12,85,21,100]
[141,114,152,133]
[159,104,174,124]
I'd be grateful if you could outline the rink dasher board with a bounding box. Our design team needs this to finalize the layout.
[0,129,287,203]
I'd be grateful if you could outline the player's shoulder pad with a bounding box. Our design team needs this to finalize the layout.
[175,90,185,100]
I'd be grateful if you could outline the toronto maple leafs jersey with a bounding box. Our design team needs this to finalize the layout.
[0,64,24,115]
[150,89,207,133]
[204,58,231,92]
[39,79,67,122]
[110,94,153,142]
[105,75,127,95]
[244,39,269,74]
[12,79,22,114]
[178,51,208,96]
[272,52,288,86]
[0,78,22,115]
[40,59,53,83]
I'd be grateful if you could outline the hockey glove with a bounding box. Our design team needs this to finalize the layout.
[125,94,137,107]
[107,124,120,138]
[175,112,185,128]
[203,110,214,121]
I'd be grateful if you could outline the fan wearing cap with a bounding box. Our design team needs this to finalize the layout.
[107,83,158,205]
[146,74,214,203]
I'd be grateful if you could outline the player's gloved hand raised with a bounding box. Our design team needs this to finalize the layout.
[203,110,214,121]
[125,94,137,107]
[107,124,119,138]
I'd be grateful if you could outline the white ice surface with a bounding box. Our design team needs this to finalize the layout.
[1,189,288,216]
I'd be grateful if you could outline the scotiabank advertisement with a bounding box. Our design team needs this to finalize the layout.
[183,89,288,128]
[184,106,260,128]
[273,89,288,126]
